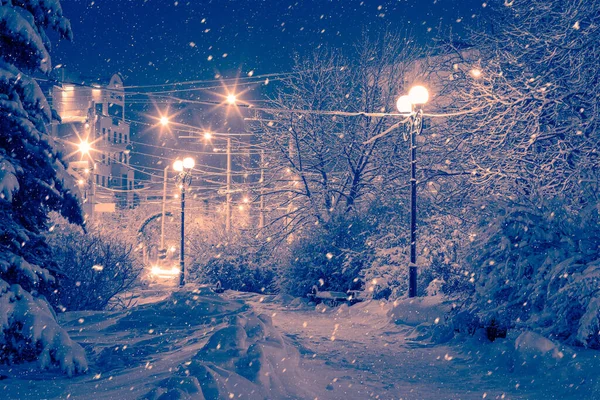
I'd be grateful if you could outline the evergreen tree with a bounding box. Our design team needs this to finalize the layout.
[0,0,87,375]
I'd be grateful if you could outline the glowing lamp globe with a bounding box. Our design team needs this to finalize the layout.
[173,160,184,172]
[226,94,237,105]
[408,85,429,105]
[204,132,213,140]
[160,116,169,126]
[78,140,91,155]
[396,95,413,114]
[470,68,482,79]
[182,157,195,169]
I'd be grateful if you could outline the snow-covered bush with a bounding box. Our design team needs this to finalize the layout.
[188,228,279,293]
[360,200,466,299]
[46,220,142,311]
[460,201,600,348]
[197,251,278,294]
[0,0,87,374]
[279,214,374,297]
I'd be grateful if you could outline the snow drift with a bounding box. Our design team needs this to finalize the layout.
[142,289,305,399]
[1,287,310,399]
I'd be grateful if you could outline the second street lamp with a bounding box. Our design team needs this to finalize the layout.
[173,157,195,287]
[397,85,429,298]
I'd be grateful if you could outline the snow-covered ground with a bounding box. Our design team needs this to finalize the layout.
[0,286,318,399]
[1,287,598,399]
[226,292,599,399]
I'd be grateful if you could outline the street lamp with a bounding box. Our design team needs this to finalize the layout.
[78,139,91,156]
[226,94,237,105]
[173,156,195,287]
[160,116,170,127]
[397,85,429,298]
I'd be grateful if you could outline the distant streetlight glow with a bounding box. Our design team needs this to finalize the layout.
[160,116,169,126]
[150,265,179,279]
[204,132,213,140]
[470,68,482,78]
[78,140,91,156]
[226,94,237,105]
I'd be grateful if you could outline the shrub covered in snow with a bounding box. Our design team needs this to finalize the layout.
[188,227,279,293]
[360,201,467,299]
[46,219,142,311]
[0,0,87,374]
[459,201,600,349]
[279,214,374,297]
[196,251,278,294]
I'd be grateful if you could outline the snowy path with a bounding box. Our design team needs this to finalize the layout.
[0,286,320,399]
[227,292,600,400]
[0,288,597,399]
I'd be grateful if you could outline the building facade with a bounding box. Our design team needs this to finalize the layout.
[49,72,134,219]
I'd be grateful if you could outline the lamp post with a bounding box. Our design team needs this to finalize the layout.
[173,157,195,287]
[397,85,429,298]
[160,165,169,259]
[76,139,96,221]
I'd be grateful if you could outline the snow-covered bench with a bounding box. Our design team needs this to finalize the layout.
[307,285,364,307]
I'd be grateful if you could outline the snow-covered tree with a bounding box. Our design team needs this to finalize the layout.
[431,0,600,209]
[252,33,422,235]
[0,0,87,375]
[462,200,600,348]
[426,0,600,347]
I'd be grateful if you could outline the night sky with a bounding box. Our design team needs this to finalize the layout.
[55,0,486,85]
[51,0,488,174]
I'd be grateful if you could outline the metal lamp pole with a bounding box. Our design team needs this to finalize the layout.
[408,108,423,298]
[397,86,428,298]
[173,157,195,287]
[179,181,186,287]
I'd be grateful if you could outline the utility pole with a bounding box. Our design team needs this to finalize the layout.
[259,150,265,229]
[160,166,168,251]
[91,167,96,222]
[286,131,295,238]
[226,136,232,233]
[89,103,96,222]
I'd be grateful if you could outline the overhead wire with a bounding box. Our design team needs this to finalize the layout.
[37,74,410,119]
[122,70,301,89]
